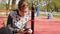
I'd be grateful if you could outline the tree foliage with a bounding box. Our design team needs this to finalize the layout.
[0,0,60,12]
[11,0,16,10]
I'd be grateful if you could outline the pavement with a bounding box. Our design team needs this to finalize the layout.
[0,16,60,34]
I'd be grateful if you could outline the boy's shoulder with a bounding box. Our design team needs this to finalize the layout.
[10,9,18,14]
[9,9,18,17]
[13,9,18,11]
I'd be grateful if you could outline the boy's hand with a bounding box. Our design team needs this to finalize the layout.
[18,29,24,34]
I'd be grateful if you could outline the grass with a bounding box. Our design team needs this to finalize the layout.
[0,14,60,19]
[40,14,47,16]
[40,14,60,18]
[53,15,60,18]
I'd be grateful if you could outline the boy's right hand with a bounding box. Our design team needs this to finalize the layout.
[18,29,24,34]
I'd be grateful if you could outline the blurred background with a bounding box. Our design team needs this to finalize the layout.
[0,0,60,34]
[0,0,60,17]
[0,0,60,11]
[0,0,60,24]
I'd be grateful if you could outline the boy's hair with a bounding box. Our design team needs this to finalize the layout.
[18,0,29,10]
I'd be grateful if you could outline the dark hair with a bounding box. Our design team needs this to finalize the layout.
[18,0,29,10]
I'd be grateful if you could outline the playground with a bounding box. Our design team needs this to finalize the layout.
[0,15,60,34]
[0,0,60,34]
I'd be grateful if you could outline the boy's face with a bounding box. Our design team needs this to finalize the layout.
[19,7,29,17]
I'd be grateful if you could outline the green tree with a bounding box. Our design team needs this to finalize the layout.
[11,0,16,10]
[46,0,60,12]
[0,0,6,9]
[6,0,10,10]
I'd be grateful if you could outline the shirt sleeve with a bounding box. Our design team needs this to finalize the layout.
[7,15,13,26]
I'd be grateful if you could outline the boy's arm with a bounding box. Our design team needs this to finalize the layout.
[7,15,23,32]
[7,15,12,26]
[7,15,14,31]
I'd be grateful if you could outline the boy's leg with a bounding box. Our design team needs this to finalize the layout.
[0,27,13,34]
